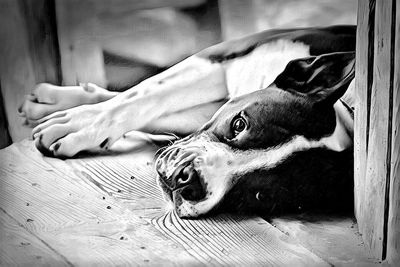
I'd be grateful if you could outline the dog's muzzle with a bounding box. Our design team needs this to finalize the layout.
[156,146,206,202]
[155,134,238,218]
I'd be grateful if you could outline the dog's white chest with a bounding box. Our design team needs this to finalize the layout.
[224,39,310,97]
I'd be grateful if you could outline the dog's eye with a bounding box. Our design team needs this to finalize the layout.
[231,117,247,136]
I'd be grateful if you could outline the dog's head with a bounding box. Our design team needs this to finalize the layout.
[155,52,355,218]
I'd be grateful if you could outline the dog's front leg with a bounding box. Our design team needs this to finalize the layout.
[142,100,227,136]
[32,56,227,157]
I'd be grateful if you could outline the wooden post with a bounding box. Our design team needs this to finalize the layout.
[0,0,60,142]
[354,0,375,236]
[387,0,400,264]
[55,0,106,87]
[354,0,399,261]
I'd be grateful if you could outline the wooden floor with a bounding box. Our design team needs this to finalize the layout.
[0,137,377,266]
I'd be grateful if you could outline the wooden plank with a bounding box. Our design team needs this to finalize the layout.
[70,146,329,265]
[0,140,197,265]
[354,0,375,237]
[0,208,71,266]
[272,215,378,266]
[151,212,326,266]
[363,0,394,259]
[0,140,329,266]
[387,0,400,264]
[0,0,60,142]
[19,0,60,84]
[55,0,106,87]
[0,0,37,141]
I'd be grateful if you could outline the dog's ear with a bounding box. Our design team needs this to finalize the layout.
[273,52,355,106]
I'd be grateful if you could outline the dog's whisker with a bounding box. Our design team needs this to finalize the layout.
[174,153,197,168]
[166,147,180,163]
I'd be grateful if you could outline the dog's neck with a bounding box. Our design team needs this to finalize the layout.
[321,80,355,152]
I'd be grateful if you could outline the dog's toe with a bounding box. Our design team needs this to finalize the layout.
[34,134,56,157]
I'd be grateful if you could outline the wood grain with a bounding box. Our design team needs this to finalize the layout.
[387,0,400,264]
[0,140,333,266]
[0,140,197,265]
[0,208,71,266]
[55,0,107,87]
[19,0,60,85]
[272,215,378,266]
[363,0,394,259]
[0,0,40,141]
[354,0,374,235]
[152,212,327,266]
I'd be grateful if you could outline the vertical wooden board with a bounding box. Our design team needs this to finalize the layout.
[387,0,400,264]
[363,0,393,258]
[55,0,106,87]
[0,0,37,141]
[19,0,60,84]
[0,209,70,266]
[354,0,374,234]
[0,0,60,142]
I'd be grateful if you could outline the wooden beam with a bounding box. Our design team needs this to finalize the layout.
[0,0,59,142]
[355,0,399,260]
[0,0,35,141]
[55,0,106,87]
[0,0,60,142]
[19,0,60,84]
[364,0,394,258]
[354,0,375,235]
[387,0,400,264]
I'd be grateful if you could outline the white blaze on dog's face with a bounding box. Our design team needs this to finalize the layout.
[155,52,355,218]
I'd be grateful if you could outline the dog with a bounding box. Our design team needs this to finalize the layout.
[19,25,356,218]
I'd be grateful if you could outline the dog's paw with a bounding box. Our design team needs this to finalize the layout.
[18,83,112,127]
[32,103,122,158]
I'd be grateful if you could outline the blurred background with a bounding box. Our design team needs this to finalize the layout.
[0,0,357,148]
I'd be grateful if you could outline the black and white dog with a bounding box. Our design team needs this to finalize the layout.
[20,25,356,218]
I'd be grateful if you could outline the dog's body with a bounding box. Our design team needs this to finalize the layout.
[20,25,356,218]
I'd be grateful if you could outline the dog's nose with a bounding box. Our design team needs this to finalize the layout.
[174,165,206,201]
